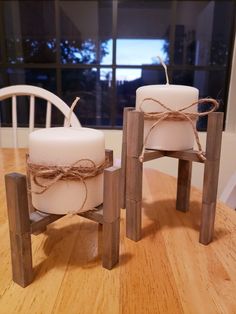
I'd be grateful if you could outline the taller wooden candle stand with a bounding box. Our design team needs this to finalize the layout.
[5,150,120,288]
[121,107,223,244]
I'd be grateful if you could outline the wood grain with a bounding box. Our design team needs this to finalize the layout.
[5,173,33,287]
[143,149,165,162]
[103,167,120,223]
[105,149,114,168]
[102,166,120,269]
[120,107,134,208]
[176,159,192,212]
[164,149,205,163]
[1,148,236,314]
[5,173,30,234]
[200,112,224,244]
[30,211,63,234]
[126,110,144,241]
[144,149,204,163]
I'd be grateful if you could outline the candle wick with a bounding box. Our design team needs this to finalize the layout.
[65,97,80,127]
[157,56,169,85]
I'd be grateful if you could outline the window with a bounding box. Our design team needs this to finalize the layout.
[0,0,235,130]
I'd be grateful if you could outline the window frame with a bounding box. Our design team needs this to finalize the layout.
[0,0,235,130]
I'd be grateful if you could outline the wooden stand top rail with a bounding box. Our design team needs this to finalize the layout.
[143,148,205,163]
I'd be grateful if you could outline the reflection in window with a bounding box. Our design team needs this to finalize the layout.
[174,1,235,66]
[0,68,56,127]
[116,68,141,82]
[60,39,112,64]
[116,39,169,65]
[116,68,167,125]
[59,0,112,65]
[100,39,113,65]
[100,68,112,88]
[61,68,112,126]
[173,69,227,130]
[7,39,56,64]
[0,0,235,130]
[4,1,56,64]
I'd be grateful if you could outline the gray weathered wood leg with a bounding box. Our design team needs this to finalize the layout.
[126,110,144,241]
[176,159,192,212]
[199,112,224,244]
[120,107,134,209]
[5,173,33,287]
[102,167,120,269]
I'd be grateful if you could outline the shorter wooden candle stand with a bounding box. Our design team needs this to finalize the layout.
[121,107,223,244]
[5,150,120,288]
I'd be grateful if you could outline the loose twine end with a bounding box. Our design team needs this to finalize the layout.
[139,156,144,163]
[197,151,207,162]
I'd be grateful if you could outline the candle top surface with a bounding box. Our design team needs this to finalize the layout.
[30,127,104,142]
[137,84,198,92]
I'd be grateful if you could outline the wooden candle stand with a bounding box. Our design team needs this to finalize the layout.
[5,150,120,288]
[121,107,223,244]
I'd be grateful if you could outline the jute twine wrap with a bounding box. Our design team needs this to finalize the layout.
[139,97,219,162]
[27,157,108,213]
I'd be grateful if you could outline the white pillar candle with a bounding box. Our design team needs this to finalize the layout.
[136,84,199,151]
[29,127,105,215]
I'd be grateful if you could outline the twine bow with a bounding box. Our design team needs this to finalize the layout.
[139,97,219,162]
[27,157,107,213]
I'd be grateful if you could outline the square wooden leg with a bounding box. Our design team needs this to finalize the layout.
[5,173,33,287]
[9,231,33,287]
[126,152,143,241]
[125,110,144,241]
[126,199,142,241]
[120,107,134,209]
[102,219,120,269]
[199,112,223,245]
[176,159,192,212]
[102,166,120,269]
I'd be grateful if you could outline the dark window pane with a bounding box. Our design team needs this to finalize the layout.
[174,1,235,66]
[116,68,167,125]
[61,68,112,126]
[173,69,226,99]
[59,1,112,64]
[3,1,56,63]
[117,1,171,64]
[0,99,12,126]
[0,73,3,87]
[5,68,56,91]
[173,69,226,130]
[0,68,57,127]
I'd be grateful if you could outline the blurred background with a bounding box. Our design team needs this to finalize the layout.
[0,0,235,131]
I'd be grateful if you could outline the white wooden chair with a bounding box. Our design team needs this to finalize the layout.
[0,85,81,147]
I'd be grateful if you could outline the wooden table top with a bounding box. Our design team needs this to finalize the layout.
[0,148,236,314]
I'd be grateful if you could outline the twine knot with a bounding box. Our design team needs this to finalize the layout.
[27,157,108,214]
[139,97,219,162]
